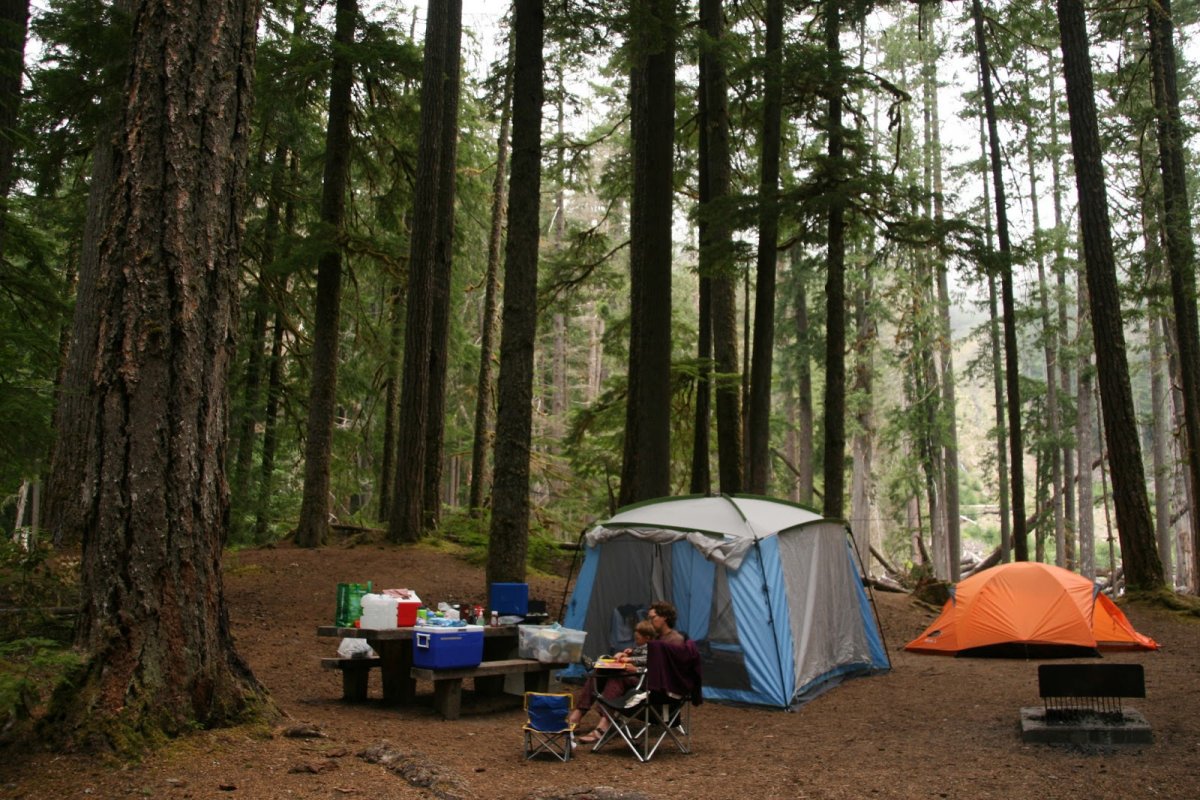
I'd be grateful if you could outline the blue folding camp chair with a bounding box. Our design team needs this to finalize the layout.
[523,692,576,762]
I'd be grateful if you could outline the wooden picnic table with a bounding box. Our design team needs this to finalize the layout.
[316,624,566,717]
[317,624,521,703]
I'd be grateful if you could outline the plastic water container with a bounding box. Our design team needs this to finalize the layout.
[359,593,400,629]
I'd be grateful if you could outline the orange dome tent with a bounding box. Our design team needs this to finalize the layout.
[905,562,1158,657]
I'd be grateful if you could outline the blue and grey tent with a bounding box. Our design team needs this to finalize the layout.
[561,494,890,708]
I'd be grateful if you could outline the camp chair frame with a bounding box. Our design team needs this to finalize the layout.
[522,691,576,762]
[593,680,692,762]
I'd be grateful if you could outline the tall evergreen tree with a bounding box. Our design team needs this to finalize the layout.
[296,0,357,547]
[487,0,543,587]
[619,0,675,506]
[972,0,1028,561]
[422,4,463,531]
[52,0,266,745]
[823,0,847,518]
[747,0,783,495]
[699,0,741,495]
[468,37,513,516]
[390,1,459,543]
[1056,0,1164,591]
[1147,0,1200,593]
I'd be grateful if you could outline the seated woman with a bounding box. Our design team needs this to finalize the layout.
[571,619,657,743]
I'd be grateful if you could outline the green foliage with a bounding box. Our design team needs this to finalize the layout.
[0,637,83,741]
[0,540,79,628]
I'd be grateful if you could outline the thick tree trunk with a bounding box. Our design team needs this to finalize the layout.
[1057,0,1164,590]
[422,6,463,532]
[822,0,847,519]
[747,0,783,495]
[296,0,357,547]
[57,0,266,747]
[618,0,675,506]
[390,1,456,542]
[487,0,542,587]
[468,43,512,516]
[973,0,1027,561]
[699,0,741,495]
[1147,0,1200,593]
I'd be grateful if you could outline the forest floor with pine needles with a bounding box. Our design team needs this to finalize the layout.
[3,536,1199,800]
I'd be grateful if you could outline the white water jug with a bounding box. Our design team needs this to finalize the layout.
[359,593,400,629]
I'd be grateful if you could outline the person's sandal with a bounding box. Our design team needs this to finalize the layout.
[576,730,605,744]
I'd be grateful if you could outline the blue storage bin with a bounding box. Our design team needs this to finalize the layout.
[490,582,529,616]
[412,624,484,669]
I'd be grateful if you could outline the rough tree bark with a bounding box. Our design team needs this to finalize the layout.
[1056,0,1164,591]
[487,0,543,587]
[468,39,513,515]
[53,0,267,747]
[747,0,783,495]
[822,0,847,518]
[699,0,741,495]
[421,4,463,531]
[973,0,1027,560]
[296,0,357,547]
[390,1,456,542]
[618,0,675,506]
[1147,0,1200,593]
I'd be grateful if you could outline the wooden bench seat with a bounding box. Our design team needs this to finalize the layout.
[321,656,381,702]
[410,658,566,720]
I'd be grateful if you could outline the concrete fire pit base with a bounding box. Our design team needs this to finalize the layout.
[1019,707,1153,745]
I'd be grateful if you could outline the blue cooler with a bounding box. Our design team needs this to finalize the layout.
[489,582,529,617]
[413,624,484,669]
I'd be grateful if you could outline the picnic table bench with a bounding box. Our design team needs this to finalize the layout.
[411,658,567,720]
[316,624,566,718]
[320,656,381,702]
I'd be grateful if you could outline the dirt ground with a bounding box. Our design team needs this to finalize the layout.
[2,539,1199,800]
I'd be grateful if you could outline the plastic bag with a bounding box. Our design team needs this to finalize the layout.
[337,637,376,659]
[335,581,372,626]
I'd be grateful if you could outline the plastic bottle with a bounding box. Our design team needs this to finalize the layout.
[491,610,499,627]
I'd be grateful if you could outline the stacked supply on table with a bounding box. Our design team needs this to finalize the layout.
[358,590,422,628]
[518,623,587,664]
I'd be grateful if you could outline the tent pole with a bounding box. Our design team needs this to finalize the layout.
[558,524,590,621]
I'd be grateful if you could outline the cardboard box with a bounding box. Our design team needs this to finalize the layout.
[413,625,484,669]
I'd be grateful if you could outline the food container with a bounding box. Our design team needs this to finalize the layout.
[489,582,529,617]
[412,624,485,669]
[518,624,587,664]
[396,599,420,627]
